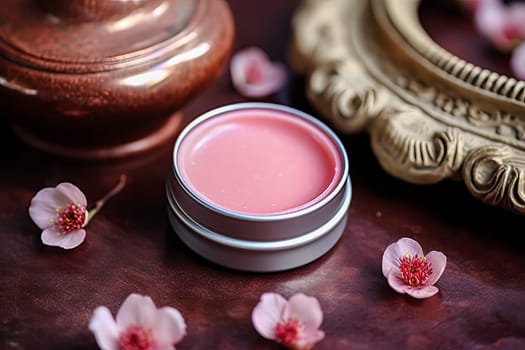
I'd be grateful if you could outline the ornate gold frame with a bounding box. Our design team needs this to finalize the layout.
[289,0,525,214]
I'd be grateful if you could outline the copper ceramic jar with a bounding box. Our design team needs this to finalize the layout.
[0,0,234,158]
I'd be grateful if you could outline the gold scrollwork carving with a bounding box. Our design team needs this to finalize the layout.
[462,146,525,213]
[308,60,389,133]
[370,107,463,184]
[394,76,525,143]
[290,0,525,214]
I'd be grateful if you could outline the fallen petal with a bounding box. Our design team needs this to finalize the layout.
[29,199,59,230]
[285,294,323,330]
[88,306,120,350]
[41,227,86,249]
[424,250,447,286]
[56,229,86,249]
[382,241,403,278]
[252,292,287,340]
[29,188,71,229]
[56,182,87,206]
[292,331,325,350]
[387,272,408,295]
[405,285,439,299]
[395,237,424,257]
[152,307,187,346]
[116,294,157,330]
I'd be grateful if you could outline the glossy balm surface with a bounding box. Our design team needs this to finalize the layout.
[177,109,343,215]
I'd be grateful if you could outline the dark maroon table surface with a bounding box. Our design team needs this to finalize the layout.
[2,1,525,349]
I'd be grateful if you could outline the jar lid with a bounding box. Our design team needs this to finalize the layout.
[0,0,229,73]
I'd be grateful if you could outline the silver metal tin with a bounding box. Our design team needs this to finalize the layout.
[167,102,351,272]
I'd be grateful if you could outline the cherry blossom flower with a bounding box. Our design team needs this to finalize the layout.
[89,293,186,350]
[230,47,287,97]
[474,0,525,51]
[28,175,126,249]
[252,292,325,350]
[382,237,447,299]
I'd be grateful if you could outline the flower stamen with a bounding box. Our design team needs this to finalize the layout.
[54,203,87,234]
[246,63,264,84]
[119,325,155,350]
[503,24,521,41]
[399,254,433,288]
[275,318,301,347]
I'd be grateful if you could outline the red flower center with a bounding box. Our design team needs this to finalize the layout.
[399,254,433,288]
[119,325,154,350]
[55,203,86,234]
[246,63,264,84]
[503,24,521,41]
[275,318,301,347]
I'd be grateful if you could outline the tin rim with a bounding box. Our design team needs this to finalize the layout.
[166,179,352,251]
[172,102,349,222]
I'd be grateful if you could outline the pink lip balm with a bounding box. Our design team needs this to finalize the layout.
[167,103,351,272]
[177,108,343,215]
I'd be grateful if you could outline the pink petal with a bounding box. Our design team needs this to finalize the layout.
[382,237,423,277]
[405,285,439,299]
[56,182,87,206]
[284,294,323,330]
[29,203,57,230]
[29,188,70,229]
[511,43,525,80]
[41,227,86,249]
[151,307,186,347]
[388,273,440,299]
[382,242,402,278]
[41,227,63,245]
[88,306,120,350]
[396,237,424,256]
[31,187,71,207]
[387,272,408,295]
[230,47,287,97]
[252,292,287,340]
[424,250,447,286]
[293,330,325,350]
[116,294,157,330]
[57,229,86,249]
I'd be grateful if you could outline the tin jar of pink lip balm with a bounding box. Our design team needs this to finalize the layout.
[166,102,351,272]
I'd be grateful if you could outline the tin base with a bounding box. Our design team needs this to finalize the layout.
[167,180,351,272]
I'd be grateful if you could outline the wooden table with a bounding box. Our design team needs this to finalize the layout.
[1,1,525,349]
